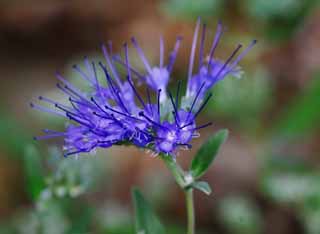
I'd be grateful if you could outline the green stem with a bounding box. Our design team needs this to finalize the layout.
[160,154,196,234]
[160,154,185,187]
[185,189,195,234]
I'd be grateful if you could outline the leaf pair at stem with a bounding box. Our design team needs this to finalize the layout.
[132,129,229,234]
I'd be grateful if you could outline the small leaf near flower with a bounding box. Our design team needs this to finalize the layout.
[190,129,228,178]
[192,181,212,195]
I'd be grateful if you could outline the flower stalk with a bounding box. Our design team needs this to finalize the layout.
[160,154,196,234]
[185,188,195,234]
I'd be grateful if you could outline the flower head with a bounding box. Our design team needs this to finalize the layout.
[31,18,255,157]
[185,20,257,104]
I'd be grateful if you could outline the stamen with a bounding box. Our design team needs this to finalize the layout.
[180,92,212,129]
[99,62,129,113]
[112,55,146,82]
[72,64,92,84]
[157,89,161,117]
[63,84,88,101]
[126,75,146,109]
[38,96,69,109]
[199,23,207,70]
[101,44,122,87]
[105,105,142,121]
[192,122,212,130]
[160,36,164,68]
[187,82,206,120]
[91,62,100,88]
[92,111,109,119]
[84,56,94,80]
[56,83,80,100]
[146,88,154,117]
[194,93,213,119]
[168,91,180,124]
[99,63,118,99]
[208,21,223,69]
[228,39,257,70]
[69,97,95,110]
[175,80,181,108]
[213,44,242,79]
[123,43,131,79]
[116,90,130,114]
[64,149,90,157]
[56,72,87,99]
[124,43,147,109]
[139,111,169,130]
[167,36,182,73]
[172,111,180,127]
[187,18,201,86]
[66,112,93,128]
[34,133,67,140]
[68,98,91,118]
[90,97,109,115]
[54,104,85,120]
[30,102,65,117]
[42,129,63,134]
[131,37,153,75]
[134,127,153,139]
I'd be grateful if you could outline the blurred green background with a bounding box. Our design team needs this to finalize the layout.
[0,0,320,233]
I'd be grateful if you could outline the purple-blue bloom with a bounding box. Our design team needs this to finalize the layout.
[185,20,257,102]
[31,18,255,157]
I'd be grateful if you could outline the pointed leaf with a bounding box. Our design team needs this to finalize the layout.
[192,181,212,195]
[191,129,228,178]
[132,188,165,234]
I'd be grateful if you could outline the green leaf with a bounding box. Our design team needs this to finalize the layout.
[23,145,45,200]
[190,129,228,178]
[132,188,165,234]
[273,72,320,139]
[192,181,212,195]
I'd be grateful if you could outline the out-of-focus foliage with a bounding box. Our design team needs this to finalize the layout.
[40,147,105,201]
[0,109,30,157]
[208,67,272,129]
[0,144,107,234]
[132,188,165,234]
[243,0,318,41]
[12,199,93,234]
[273,72,320,139]
[218,195,263,234]
[23,145,45,200]
[161,0,223,19]
[244,0,305,20]
[301,196,320,234]
[260,155,320,234]
[142,170,173,206]
[96,200,133,234]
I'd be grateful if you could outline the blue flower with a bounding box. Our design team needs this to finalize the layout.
[31,18,255,157]
[185,20,257,103]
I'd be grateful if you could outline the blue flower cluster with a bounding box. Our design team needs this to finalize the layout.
[31,19,255,157]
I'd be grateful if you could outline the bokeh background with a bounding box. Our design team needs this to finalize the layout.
[1,0,320,233]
